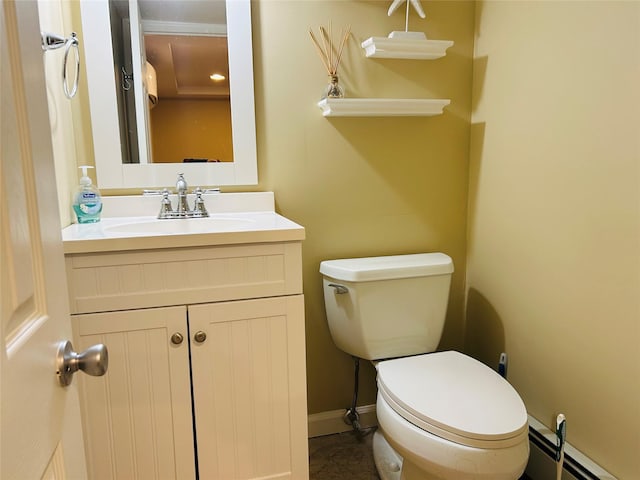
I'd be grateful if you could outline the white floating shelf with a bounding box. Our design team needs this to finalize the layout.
[361,34,454,60]
[317,98,450,117]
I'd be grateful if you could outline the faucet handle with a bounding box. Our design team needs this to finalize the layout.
[192,187,209,217]
[157,188,174,219]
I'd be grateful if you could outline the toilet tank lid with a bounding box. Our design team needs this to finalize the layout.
[320,253,453,282]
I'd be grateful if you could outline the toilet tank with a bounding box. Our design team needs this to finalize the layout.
[320,253,454,361]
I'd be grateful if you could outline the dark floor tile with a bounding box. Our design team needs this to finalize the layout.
[309,430,380,480]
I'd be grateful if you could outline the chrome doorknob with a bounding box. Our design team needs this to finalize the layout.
[56,340,108,387]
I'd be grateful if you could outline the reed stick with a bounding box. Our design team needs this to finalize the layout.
[309,30,331,73]
[334,25,351,72]
[309,22,351,75]
[320,26,331,71]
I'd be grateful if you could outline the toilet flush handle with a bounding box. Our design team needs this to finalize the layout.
[328,283,349,294]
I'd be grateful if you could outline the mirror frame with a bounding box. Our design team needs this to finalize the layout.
[80,0,257,189]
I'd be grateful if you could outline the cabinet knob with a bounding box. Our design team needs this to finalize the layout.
[194,331,207,343]
[171,332,184,345]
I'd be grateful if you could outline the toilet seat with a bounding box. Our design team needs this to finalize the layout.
[377,351,528,449]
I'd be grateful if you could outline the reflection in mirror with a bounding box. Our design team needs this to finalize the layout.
[145,33,233,164]
[134,0,233,164]
[105,0,139,164]
[80,0,257,188]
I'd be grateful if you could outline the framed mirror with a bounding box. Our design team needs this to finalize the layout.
[80,0,257,189]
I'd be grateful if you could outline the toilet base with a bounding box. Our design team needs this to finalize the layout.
[372,430,402,480]
[376,395,529,480]
[374,430,445,480]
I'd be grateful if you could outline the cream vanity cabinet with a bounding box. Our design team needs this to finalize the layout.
[65,237,308,480]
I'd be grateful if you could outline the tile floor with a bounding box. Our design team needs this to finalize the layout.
[309,430,532,480]
[309,429,380,480]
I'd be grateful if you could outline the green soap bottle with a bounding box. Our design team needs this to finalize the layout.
[72,166,103,223]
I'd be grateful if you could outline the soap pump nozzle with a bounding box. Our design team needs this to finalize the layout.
[79,165,94,186]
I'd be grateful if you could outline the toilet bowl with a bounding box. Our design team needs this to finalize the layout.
[320,253,530,480]
[375,351,529,480]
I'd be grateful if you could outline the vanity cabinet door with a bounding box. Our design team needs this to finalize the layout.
[189,295,308,480]
[72,306,196,480]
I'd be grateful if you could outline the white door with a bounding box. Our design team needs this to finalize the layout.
[1,1,86,479]
[128,0,152,164]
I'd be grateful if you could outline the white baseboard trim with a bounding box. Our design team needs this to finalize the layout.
[308,404,378,438]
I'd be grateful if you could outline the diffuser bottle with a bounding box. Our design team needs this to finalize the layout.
[72,165,102,223]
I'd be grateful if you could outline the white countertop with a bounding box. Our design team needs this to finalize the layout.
[62,193,305,254]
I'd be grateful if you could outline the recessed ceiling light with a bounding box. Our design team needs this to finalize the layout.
[209,73,225,81]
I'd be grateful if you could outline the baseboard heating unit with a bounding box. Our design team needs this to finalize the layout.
[526,416,617,480]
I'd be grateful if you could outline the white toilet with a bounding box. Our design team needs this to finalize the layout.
[320,253,529,480]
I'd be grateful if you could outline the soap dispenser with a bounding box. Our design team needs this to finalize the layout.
[72,165,103,223]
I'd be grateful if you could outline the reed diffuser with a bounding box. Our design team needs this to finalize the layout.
[309,22,351,99]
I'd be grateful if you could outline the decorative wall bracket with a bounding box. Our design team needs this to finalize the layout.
[361,32,453,59]
[363,0,454,60]
[317,98,450,117]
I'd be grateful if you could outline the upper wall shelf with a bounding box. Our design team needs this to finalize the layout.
[317,98,450,117]
[361,32,454,60]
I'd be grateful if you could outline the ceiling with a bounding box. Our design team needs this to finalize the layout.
[138,0,229,99]
[138,0,226,24]
[145,34,229,99]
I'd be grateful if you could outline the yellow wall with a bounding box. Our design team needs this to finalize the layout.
[60,0,640,476]
[40,0,84,226]
[54,0,96,219]
[252,0,475,411]
[62,0,475,411]
[149,98,233,163]
[467,1,640,478]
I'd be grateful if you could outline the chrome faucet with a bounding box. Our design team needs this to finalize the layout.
[150,174,218,219]
[175,174,190,215]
